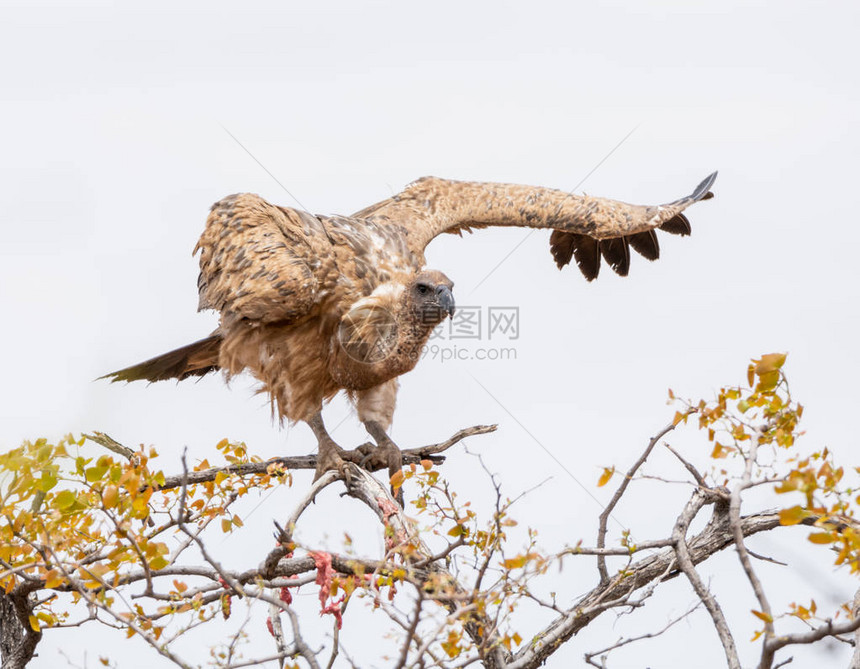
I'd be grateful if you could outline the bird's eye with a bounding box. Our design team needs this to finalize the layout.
[417,284,429,294]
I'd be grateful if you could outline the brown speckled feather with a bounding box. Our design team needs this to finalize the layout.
[356,171,716,279]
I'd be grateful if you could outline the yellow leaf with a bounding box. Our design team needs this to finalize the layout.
[808,532,834,545]
[597,467,615,488]
[778,506,806,526]
[755,353,787,375]
[28,615,40,632]
[756,370,779,392]
[503,555,528,569]
[221,518,232,533]
[751,609,773,623]
[232,515,243,528]
[44,569,64,589]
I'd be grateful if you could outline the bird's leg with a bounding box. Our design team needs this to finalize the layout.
[363,420,404,503]
[307,413,350,483]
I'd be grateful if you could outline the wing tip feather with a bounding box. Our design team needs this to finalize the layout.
[691,171,718,202]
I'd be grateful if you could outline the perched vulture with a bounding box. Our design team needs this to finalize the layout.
[103,172,717,484]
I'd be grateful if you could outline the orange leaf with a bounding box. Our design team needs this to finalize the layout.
[751,609,773,623]
[755,353,787,375]
[597,467,615,488]
[102,484,118,509]
[390,470,405,490]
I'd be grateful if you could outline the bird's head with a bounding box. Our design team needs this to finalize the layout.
[407,270,455,327]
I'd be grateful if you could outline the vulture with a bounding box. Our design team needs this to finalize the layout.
[103,172,717,485]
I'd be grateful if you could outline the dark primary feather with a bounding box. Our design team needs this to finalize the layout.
[549,231,603,280]
[100,335,222,383]
[658,213,691,236]
[627,229,660,261]
[549,172,716,280]
[600,237,631,277]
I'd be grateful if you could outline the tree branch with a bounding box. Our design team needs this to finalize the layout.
[506,503,785,669]
[156,425,497,491]
[672,489,740,669]
[596,419,684,583]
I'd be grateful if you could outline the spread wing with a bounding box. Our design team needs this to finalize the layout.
[194,193,330,324]
[353,172,717,281]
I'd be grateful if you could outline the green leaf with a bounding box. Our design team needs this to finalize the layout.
[53,490,76,510]
[149,556,169,571]
[85,466,108,482]
[36,471,58,492]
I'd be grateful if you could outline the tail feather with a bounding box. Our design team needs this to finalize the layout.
[100,334,222,383]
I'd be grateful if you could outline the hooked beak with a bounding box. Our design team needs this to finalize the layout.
[436,285,455,318]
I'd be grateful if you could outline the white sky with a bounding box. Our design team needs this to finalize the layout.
[2,1,859,667]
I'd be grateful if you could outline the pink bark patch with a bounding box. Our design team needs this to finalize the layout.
[279,586,292,605]
[377,496,409,548]
[309,551,344,629]
[266,616,275,637]
[376,495,399,522]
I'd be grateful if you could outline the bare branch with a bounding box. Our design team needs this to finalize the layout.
[730,429,775,669]
[672,489,741,669]
[765,616,860,658]
[664,443,707,487]
[83,432,137,461]
[597,419,685,582]
[506,501,784,669]
[395,592,424,669]
[584,601,702,667]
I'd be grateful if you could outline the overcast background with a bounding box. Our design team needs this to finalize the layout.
[2,1,859,667]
